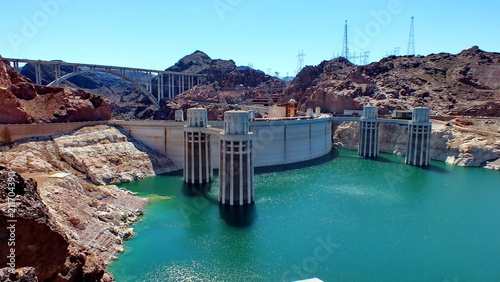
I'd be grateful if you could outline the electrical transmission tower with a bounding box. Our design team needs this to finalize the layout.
[362,51,370,65]
[394,47,400,56]
[407,17,415,56]
[296,50,305,74]
[342,20,349,60]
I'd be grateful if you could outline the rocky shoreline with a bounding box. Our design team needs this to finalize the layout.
[0,125,177,281]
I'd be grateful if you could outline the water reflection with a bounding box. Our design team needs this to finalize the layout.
[219,204,257,228]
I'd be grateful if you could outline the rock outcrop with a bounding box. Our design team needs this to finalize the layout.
[0,56,112,124]
[0,165,147,281]
[0,123,177,280]
[165,50,213,74]
[0,125,176,184]
[157,52,287,121]
[0,267,38,282]
[287,46,500,116]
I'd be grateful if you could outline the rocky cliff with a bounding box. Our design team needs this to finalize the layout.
[0,125,176,184]
[333,119,500,170]
[157,51,287,120]
[287,46,500,116]
[0,125,176,280]
[0,57,111,124]
[0,166,146,281]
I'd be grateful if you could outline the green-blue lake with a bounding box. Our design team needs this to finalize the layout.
[108,149,500,281]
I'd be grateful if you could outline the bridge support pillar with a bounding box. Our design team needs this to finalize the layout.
[358,106,379,158]
[406,108,432,166]
[169,74,174,99]
[157,73,164,101]
[55,64,61,80]
[146,72,152,93]
[182,75,186,93]
[184,108,212,184]
[219,110,254,206]
[35,63,42,85]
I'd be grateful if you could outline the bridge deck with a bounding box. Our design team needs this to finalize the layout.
[4,58,207,76]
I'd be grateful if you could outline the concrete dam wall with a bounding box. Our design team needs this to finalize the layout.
[111,118,333,169]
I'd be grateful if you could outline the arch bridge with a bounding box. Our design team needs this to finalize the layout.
[4,58,207,108]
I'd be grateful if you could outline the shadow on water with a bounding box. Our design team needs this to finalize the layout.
[254,149,339,174]
[160,170,183,177]
[367,155,450,174]
[423,164,450,174]
[181,182,212,197]
[219,204,257,228]
[372,155,394,163]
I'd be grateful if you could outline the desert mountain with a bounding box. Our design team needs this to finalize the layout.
[285,46,500,116]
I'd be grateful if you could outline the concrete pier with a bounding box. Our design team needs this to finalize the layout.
[183,108,212,184]
[219,110,254,206]
[358,106,379,158]
[405,108,432,166]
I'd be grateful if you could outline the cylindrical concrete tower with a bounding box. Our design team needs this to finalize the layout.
[406,107,432,166]
[306,108,314,117]
[184,108,212,184]
[175,110,184,122]
[219,110,254,206]
[358,106,379,158]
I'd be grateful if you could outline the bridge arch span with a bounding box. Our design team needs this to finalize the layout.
[47,69,160,108]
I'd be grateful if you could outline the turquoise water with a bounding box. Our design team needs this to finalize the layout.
[108,149,500,282]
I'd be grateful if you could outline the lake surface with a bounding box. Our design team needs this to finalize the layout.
[108,149,500,282]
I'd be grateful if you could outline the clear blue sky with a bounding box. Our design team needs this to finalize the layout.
[1,0,499,76]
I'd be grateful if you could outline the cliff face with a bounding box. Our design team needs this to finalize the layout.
[288,46,500,116]
[0,166,147,281]
[0,124,176,280]
[0,125,176,184]
[333,120,500,170]
[0,57,111,124]
[158,54,287,121]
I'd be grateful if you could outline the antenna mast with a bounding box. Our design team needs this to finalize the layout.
[407,17,415,55]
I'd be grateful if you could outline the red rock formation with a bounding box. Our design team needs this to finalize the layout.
[158,58,287,121]
[285,46,500,116]
[0,167,88,281]
[0,56,111,124]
